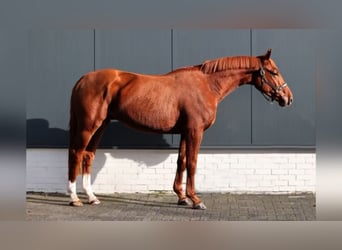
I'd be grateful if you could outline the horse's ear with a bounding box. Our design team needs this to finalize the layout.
[265,48,272,59]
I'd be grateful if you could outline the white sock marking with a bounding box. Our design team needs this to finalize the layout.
[82,174,97,202]
[68,181,79,202]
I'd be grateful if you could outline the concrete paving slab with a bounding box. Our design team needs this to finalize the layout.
[26,192,315,221]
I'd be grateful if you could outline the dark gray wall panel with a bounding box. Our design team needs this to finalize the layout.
[251,30,316,146]
[172,30,252,146]
[95,30,172,74]
[0,31,27,144]
[95,30,173,147]
[27,30,94,147]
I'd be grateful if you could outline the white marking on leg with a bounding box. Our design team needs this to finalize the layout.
[82,174,100,204]
[68,181,79,202]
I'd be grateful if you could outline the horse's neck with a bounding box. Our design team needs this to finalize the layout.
[208,69,253,102]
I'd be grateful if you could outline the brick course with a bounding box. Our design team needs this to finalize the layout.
[26,149,315,193]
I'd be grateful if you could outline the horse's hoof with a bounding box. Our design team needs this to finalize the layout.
[69,200,83,207]
[88,198,101,205]
[178,198,191,206]
[193,202,207,210]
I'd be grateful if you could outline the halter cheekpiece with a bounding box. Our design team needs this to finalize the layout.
[258,62,288,102]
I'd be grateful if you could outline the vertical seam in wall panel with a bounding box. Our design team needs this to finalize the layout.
[171,28,175,146]
[93,29,96,71]
[171,29,174,72]
[250,28,253,145]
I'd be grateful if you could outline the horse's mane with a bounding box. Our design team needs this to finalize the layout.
[200,56,260,74]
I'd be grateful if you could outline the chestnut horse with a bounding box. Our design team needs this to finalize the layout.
[68,49,293,209]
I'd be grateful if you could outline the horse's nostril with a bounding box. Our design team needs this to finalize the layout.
[289,97,293,105]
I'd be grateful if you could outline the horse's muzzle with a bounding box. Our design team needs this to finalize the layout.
[279,95,293,107]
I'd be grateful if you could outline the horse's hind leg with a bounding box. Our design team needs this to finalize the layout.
[68,130,94,206]
[68,150,83,206]
[82,119,109,205]
[81,151,98,204]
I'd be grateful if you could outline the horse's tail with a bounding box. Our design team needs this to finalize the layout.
[68,77,83,180]
[69,76,83,149]
[69,108,77,148]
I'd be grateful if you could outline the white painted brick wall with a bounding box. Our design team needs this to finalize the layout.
[26,149,315,193]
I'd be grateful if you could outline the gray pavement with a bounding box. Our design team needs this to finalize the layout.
[26,192,315,221]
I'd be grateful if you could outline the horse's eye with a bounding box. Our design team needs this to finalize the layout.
[270,70,278,76]
[268,70,278,76]
[265,68,278,76]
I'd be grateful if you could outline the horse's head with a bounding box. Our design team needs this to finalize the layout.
[254,49,293,107]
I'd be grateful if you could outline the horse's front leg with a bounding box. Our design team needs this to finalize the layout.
[68,149,84,207]
[185,128,207,210]
[173,134,191,206]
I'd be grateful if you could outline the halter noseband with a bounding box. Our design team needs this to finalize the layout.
[258,63,288,102]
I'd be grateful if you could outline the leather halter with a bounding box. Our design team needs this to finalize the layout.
[258,63,288,102]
